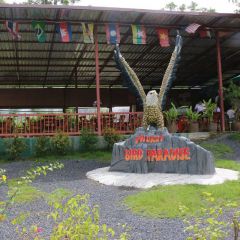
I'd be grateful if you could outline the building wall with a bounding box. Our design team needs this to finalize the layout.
[0,88,136,108]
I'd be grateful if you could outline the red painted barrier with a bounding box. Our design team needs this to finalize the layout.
[0,112,143,137]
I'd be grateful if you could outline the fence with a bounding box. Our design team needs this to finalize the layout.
[0,112,143,137]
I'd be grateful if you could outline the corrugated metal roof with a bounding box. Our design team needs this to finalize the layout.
[0,4,239,88]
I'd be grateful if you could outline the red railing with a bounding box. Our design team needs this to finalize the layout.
[0,112,143,137]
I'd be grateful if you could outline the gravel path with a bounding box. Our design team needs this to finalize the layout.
[0,159,187,240]
[1,133,239,240]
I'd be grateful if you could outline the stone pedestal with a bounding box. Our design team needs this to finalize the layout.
[109,127,215,175]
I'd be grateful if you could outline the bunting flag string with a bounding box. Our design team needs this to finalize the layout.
[5,21,21,40]
[32,21,46,43]
[57,22,72,43]
[105,24,120,44]
[157,28,170,47]
[131,25,146,44]
[82,23,94,43]
[1,20,233,44]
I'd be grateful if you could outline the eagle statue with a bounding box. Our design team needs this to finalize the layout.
[114,34,182,129]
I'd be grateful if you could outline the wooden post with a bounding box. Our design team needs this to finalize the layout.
[95,27,101,136]
[216,31,225,131]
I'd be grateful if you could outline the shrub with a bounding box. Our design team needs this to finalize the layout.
[80,128,98,151]
[48,194,129,239]
[103,128,121,149]
[34,136,51,157]
[5,137,27,160]
[51,131,70,155]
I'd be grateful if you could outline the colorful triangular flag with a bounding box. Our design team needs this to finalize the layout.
[131,25,146,44]
[82,23,94,44]
[185,23,201,34]
[105,24,120,44]
[199,28,212,38]
[5,21,21,40]
[32,21,46,43]
[156,28,170,47]
[57,22,72,43]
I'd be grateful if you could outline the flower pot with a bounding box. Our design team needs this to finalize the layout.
[233,121,240,131]
[208,121,218,132]
[167,121,177,133]
[189,121,199,132]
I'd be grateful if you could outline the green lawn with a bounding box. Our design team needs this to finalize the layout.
[40,150,111,163]
[124,140,240,219]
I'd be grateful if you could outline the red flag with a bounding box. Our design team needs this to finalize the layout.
[157,28,170,47]
[58,22,72,43]
[199,29,211,38]
[185,23,201,34]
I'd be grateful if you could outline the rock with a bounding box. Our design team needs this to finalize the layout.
[110,127,215,174]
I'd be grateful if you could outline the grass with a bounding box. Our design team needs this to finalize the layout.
[215,158,240,171]
[124,180,240,218]
[199,142,233,158]
[8,182,44,204]
[229,133,240,142]
[34,150,112,164]
[124,141,240,219]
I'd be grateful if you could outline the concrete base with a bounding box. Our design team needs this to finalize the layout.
[86,167,239,189]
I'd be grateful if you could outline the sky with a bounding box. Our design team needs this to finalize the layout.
[5,0,237,13]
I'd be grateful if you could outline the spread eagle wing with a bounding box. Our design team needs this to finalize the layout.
[158,34,183,110]
[114,45,146,106]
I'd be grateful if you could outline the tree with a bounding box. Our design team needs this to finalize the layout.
[165,2,177,11]
[179,4,186,11]
[0,0,5,3]
[188,1,198,11]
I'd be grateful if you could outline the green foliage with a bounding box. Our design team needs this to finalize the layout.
[35,136,51,157]
[80,128,98,151]
[186,106,201,121]
[165,1,177,10]
[200,143,233,158]
[229,133,240,142]
[180,192,240,240]
[48,194,129,240]
[164,103,178,123]
[5,137,27,160]
[103,128,121,149]
[203,99,217,121]
[188,1,198,11]
[225,81,240,109]
[0,162,64,221]
[51,131,70,155]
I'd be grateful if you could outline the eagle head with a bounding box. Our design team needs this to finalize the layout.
[146,90,158,106]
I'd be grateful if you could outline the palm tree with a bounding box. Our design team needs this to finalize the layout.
[179,4,186,11]
[188,1,198,11]
[165,2,177,11]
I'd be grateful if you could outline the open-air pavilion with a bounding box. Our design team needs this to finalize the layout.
[0,4,239,136]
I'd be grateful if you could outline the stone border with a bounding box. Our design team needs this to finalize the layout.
[86,167,239,189]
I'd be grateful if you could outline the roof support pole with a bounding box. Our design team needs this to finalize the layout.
[95,27,102,136]
[216,31,225,132]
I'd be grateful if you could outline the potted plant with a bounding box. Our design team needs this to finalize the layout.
[185,107,201,132]
[164,103,178,133]
[203,99,217,132]
[224,81,240,131]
